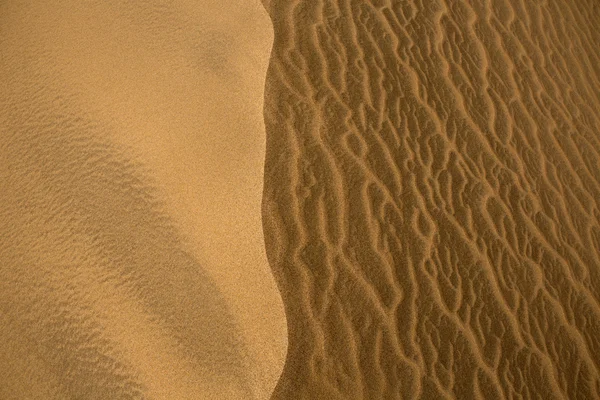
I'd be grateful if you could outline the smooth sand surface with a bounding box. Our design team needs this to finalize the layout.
[262,0,600,399]
[0,0,286,398]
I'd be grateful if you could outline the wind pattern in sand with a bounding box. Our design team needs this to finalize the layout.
[262,0,600,398]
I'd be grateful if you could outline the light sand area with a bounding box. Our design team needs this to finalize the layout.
[0,0,286,398]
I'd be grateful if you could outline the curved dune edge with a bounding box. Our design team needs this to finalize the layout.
[1,0,286,399]
[262,0,600,399]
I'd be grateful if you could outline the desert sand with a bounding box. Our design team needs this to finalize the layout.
[262,0,600,399]
[1,0,600,399]
[0,0,286,398]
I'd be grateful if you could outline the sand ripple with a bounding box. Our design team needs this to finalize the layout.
[262,0,600,398]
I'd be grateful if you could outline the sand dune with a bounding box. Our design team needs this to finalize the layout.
[2,0,600,398]
[0,0,285,398]
[262,0,600,398]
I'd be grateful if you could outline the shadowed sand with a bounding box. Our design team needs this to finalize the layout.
[0,0,286,398]
[261,0,600,399]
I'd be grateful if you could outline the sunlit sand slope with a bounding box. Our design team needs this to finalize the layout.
[262,0,600,398]
[0,0,286,398]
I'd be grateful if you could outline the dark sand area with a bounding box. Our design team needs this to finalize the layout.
[262,0,600,398]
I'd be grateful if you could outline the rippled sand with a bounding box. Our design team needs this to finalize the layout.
[0,0,285,398]
[262,0,600,399]
[2,0,600,398]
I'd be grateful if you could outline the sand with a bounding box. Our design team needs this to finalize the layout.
[2,0,600,399]
[262,0,600,399]
[0,0,285,398]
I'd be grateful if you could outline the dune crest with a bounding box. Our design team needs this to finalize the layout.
[0,0,286,398]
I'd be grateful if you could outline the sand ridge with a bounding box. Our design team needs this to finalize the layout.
[261,0,600,398]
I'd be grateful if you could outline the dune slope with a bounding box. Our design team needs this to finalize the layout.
[262,0,600,398]
[0,0,286,398]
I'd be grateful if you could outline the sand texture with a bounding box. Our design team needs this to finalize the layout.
[0,0,286,399]
[2,0,600,398]
[262,0,600,399]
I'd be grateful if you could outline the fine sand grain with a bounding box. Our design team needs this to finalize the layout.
[0,0,286,399]
[2,0,600,398]
[262,0,600,399]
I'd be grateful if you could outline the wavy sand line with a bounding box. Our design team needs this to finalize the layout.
[262,0,600,398]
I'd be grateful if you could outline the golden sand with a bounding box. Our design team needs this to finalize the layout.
[2,0,600,398]
[0,0,285,398]
[262,0,600,399]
